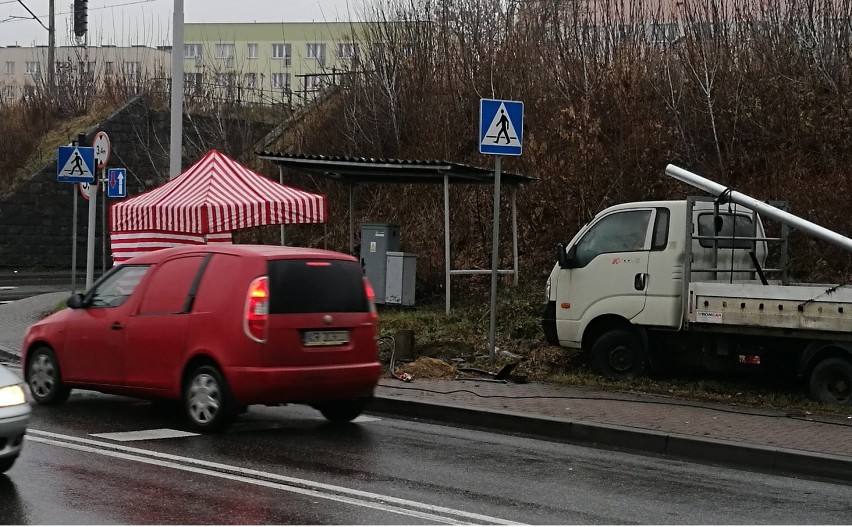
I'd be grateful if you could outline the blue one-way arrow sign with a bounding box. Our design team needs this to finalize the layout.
[107,168,127,198]
[57,146,95,183]
[479,99,524,156]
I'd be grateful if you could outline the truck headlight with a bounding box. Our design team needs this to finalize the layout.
[545,276,552,300]
[0,384,26,407]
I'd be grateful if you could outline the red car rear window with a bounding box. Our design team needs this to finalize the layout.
[267,259,368,314]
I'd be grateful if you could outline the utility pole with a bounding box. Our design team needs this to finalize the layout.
[169,0,184,179]
[47,0,54,94]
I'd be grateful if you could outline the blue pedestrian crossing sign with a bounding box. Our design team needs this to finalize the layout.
[57,146,95,183]
[107,168,127,198]
[479,99,524,156]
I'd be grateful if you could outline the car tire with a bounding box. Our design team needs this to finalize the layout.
[589,328,647,379]
[809,357,852,405]
[26,347,71,406]
[0,456,17,473]
[183,365,236,432]
[316,399,366,423]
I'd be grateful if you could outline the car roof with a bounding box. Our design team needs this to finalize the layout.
[122,244,358,265]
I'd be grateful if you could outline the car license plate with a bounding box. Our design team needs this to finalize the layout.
[302,330,349,347]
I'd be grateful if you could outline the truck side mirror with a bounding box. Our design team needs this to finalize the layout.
[557,243,577,269]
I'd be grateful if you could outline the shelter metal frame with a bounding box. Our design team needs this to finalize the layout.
[256,152,535,313]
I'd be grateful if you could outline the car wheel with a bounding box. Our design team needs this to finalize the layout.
[589,328,647,379]
[0,456,17,473]
[183,365,236,432]
[809,357,852,405]
[317,399,366,423]
[26,347,71,405]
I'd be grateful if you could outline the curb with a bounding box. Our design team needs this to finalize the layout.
[369,394,852,483]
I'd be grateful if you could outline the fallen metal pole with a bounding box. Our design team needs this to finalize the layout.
[665,164,852,253]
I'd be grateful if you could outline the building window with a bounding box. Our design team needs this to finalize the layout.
[304,74,324,91]
[247,43,258,59]
[271,72,290,91]
[25,62,40,75]
[104,61,113,74]
[2,85,14,99]
[272,43,291,66]
[122,61,141,76]
[243,72,256,88]
[184,43,203,58]
[184,72,203,92]
[215,43,235,59]
[306,43,326,66]
[337,42,357,59]
[3,61,14,74]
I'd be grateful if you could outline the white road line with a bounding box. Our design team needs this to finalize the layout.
[27,429,521,525]
[91,428,199,441]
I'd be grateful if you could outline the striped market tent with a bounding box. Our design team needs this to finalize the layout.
[109,149,326,264]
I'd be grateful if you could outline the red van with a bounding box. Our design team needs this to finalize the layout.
[21,245,382,432]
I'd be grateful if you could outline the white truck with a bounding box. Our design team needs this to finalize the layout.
[541,164,852,404]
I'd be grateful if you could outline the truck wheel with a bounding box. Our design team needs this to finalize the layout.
[183,365,236,432]
[809,357,852,405]
[590,328,647,379]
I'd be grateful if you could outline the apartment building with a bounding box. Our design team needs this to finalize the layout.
[0,45,171,102]
[182,22,370,105]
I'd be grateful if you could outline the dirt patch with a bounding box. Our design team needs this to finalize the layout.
[394,357,458,380]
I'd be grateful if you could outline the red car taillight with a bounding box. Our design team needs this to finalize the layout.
[364,277,378,322]
[244,276,269,343]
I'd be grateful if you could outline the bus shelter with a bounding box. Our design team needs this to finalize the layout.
[256,152,535,313]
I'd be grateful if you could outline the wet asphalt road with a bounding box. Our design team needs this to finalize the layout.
[1,385,850,525]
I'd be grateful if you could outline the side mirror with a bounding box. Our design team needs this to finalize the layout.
[557,243,578,269]
[66,293,85,309]
[556,243,568,268]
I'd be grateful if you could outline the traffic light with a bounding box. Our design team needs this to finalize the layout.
[73,0,88,37]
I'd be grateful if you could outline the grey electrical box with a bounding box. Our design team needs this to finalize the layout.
[386,252,416,306]
[359,223,400,304]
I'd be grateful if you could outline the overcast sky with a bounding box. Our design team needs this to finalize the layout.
[0,0,372,47]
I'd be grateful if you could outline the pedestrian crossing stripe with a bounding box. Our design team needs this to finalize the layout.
[481,102,521,148]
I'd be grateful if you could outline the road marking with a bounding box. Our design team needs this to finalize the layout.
[27,429,519,525]
[91,428,199,441]
[0,286,16,290]
[352,415,381,423]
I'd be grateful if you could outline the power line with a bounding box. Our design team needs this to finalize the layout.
[0,0,162,24]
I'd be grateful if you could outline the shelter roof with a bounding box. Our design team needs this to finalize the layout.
[255,152,536,186]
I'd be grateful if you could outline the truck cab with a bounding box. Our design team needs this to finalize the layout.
[542,198,767,377]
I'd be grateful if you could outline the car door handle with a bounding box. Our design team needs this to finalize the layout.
[111,322,123,330]
[634,273,647,291]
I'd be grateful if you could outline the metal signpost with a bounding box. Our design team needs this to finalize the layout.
[57,144,95,293]
[479,98,524,362]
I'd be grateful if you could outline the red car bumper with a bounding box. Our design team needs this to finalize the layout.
[225,362,382,404]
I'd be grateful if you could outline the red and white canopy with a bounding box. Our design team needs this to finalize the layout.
[109,149,326,264]
[111,149,326,234]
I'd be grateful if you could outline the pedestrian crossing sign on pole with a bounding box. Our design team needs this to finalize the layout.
[479,99,524,156]
[57,146,95,183]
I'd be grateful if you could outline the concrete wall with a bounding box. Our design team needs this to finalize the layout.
[0,95,278,271]
[0,96,169,271]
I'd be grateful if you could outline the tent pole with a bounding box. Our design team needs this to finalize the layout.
[512,186,518,286]
[279,166,285,246]
[444,174,450,315]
